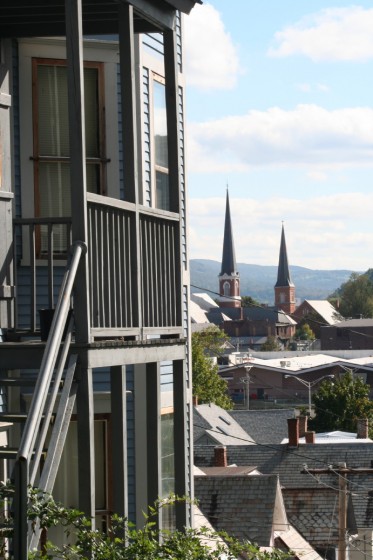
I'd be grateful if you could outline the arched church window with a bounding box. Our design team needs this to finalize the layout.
[223,281,230,296]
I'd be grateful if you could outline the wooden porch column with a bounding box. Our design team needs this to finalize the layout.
[77,366,96,526]
[134,364,148,528]
[163,26,180,214]
[173,358,190,529]
[146,362,161,528]
[118,3,141,329]
[110,365,128,519]
[164,27,182,326]
[65,0,90,343]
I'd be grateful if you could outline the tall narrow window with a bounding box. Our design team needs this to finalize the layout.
[152,76,169,211]
[32,59,106,253]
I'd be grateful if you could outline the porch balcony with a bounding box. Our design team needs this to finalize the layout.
[12,194,182,337]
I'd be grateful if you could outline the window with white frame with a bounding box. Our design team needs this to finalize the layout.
[32,58,106,253]
[152,75,169,211]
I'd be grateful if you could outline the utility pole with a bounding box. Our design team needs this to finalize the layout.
[302,465,373,560]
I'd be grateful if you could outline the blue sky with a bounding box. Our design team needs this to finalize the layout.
[183,2,373,271]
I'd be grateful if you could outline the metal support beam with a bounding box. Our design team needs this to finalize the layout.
[110,365,128,519]
[77,366,96,527]
[65,0,91,343]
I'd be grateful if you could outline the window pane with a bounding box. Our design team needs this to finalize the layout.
[153,80,168,169]
[37,64,99,158]
[38,65,69,157]
[156,170,169,211]
[84,68,100,158]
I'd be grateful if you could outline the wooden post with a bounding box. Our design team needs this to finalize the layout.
[65,0,91,343]
[110,366,128,519]
[173,359,189,529]
[77,366,96,527]
[118,3,141,329]
[146,362,161,529]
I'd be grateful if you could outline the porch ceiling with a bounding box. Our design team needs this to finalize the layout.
[0,0,200,38]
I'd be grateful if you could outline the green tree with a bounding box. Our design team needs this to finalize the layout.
[241,295,261,308]
[295,323,315,341]
[310,371,373,436]
[330,272,373,318]
[192,326,233,410]
[260,335,281,352]
[0,487,288,560]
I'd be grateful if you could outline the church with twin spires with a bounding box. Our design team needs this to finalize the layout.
[214,190,297,345]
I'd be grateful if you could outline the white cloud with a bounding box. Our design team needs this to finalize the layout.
[183,3,240,90]
[268,6,373,61]
[317,83,330,93]
[296,83,311,92]
[295,83,330,93]
[188,104,373,172]
[307,170,328,181]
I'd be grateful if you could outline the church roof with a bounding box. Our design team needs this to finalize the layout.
[275,224,294,288]
[220,190,238,277]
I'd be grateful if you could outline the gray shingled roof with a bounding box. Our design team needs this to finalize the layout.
[194,442,373,547]
[193,404,255,446]
[194,474,281,546]
[229,409,296,444]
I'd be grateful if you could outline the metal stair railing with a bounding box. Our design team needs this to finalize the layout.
[12,240,87,560]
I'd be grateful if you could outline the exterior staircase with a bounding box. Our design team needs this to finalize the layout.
[0,241,85,558]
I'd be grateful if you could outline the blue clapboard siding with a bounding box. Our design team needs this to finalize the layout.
[13,40,22,221]
[176,11,182,71]
[125,365,136,523]
[142,67,151,206]
[117,62,124,201]
[143,32,164,60]
[16,266,66,329]
[178,85,187,269]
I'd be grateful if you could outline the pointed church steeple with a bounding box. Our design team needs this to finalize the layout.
[274,224,296,314]
[221,189,237,276]
[218,188,241,308]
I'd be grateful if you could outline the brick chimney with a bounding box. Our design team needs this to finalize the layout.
[357,418,369,439]
[214,446,228,467]
[193,395,198,406]
[305,431,315,444]
[287,418,299,447]
[298,415,308,438]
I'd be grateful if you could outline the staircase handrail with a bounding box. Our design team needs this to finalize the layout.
[16,240,86,462]
[13,240,86,560]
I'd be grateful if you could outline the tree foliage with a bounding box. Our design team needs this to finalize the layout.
[241,295,261,308]
[260,335,281,352]
[0,486,289,560]
[295,323,315,341]
[192,326,233,410]
[310,371,373,436]
[330,272,373,319]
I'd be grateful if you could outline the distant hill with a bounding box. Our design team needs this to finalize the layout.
[190,259,356,304]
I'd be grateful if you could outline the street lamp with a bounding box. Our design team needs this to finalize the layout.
[284,374,334,415]
[240,365,253,410]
